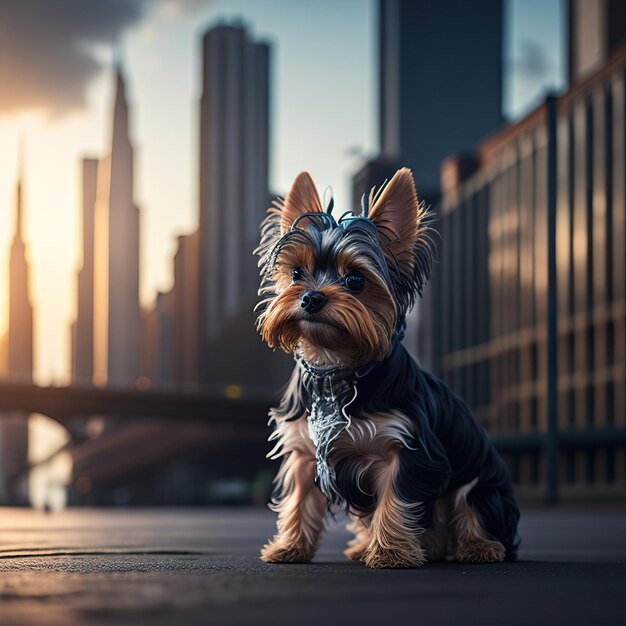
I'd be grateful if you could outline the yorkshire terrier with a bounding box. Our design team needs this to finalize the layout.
[255,168,520,568]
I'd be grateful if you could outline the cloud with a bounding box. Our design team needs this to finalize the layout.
[0,0,148,117]
[0,0,213,118]
[156,0,213,19]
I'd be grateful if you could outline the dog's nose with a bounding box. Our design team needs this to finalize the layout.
[300,290,327,314]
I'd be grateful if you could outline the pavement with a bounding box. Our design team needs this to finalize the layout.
[0,506,625,626]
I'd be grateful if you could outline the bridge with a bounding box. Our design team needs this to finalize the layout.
[3,380,626,503]
[0,380,274,431]
[0,381,277,496]
[3,378,626,454]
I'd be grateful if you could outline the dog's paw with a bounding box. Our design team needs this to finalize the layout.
[260,539,314,564]
[456,538,505,564]
[362,543,426,569]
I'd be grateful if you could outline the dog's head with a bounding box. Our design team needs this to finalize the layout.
[255,168,434,368]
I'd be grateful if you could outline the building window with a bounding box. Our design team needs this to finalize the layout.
[606,319,615,365]
[530,395,538,431]
[568,388,576,428]
[606,380,615,426]
[586,383,595,427]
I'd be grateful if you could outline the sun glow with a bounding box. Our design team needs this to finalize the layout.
[0,1,376,386]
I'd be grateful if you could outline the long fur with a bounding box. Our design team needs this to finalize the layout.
[268,341,520,559]
[256,168,520,568]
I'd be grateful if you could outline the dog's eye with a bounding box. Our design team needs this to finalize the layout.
[344,270,366,293]
[291,267,303,282]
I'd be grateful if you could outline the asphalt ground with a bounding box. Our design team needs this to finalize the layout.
[0,506,625,626]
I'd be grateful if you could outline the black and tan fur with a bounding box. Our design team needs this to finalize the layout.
[255,169,520,568]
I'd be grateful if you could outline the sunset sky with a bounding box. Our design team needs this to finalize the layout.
[0,0,564,384]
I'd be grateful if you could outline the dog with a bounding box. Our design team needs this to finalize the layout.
[255,168,520,568]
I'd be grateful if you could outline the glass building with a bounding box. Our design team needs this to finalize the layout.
[429,46,626,501]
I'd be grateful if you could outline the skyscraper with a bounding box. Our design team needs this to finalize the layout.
[198,24,270,357]
[93,68,141,388]
[71,158,98,385]
[378,0,503,195]
[144,23,284,392]
[361,0,505,364]
[426,1,626,501]
[7,147,33,383]
[172,232,199,387]
[0,147,33,503]
[141,232,199,390]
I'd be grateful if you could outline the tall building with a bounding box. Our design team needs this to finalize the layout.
[93,68,141,388]
[172,232,199,388]
[428,24,626,501]
[378,0,503,195]
[141,233,199,390]
[357,0,505,364]
[145,24,287,392]
[198,24,270,356]
[147,290,176,388]
[71,158,98,385]
[0,150,34,504]
[7,150,33,382]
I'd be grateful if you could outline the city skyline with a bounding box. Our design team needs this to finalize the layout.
[0,0,620,511]
[0,0,564,384]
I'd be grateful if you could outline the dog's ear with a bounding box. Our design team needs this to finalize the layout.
[368,168,423,267]
[280,171,323,235]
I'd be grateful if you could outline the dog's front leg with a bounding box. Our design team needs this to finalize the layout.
[261,449,327,563]
[362,454,426,569]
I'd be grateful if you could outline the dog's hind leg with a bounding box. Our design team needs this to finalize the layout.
[453,478,506,563]
[344,513,372,561]
[421,496,455,561]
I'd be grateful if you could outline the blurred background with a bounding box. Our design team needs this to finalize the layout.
[0,0,623,509]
